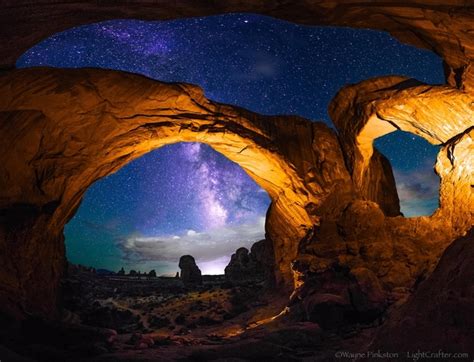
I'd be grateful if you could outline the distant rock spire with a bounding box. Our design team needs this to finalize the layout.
[178,255,202,285]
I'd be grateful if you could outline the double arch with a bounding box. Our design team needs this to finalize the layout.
[0,2,473,320]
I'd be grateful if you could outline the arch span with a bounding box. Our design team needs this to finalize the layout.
[0,67,471,322]
[329,75,474,233]
[0,67,352,318]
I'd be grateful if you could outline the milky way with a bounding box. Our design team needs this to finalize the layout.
[17,14,444,274]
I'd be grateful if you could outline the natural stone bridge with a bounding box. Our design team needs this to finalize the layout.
[0,1,472,338]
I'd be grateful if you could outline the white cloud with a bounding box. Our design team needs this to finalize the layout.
[118,217,266,270]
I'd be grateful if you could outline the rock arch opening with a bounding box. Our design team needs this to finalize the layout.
[0,66,320,319]
[60,141,280,340]
[374,131,440,217]
[65,141,271,276]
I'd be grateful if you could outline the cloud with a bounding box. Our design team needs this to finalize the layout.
[117,217,266,266]
[393,162,440,217]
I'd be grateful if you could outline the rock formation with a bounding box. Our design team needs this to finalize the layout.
[0,3,472,334]
[178,255,202,285]
[370,228,474,355]
[148,270,156,278]
[225,240,269,282]
[329,76,474,234]
[225,248,253,282]
[0,66,472,321]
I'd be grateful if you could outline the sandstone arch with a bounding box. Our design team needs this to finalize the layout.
[1,65,471,323]
[0,1,473,324]
[329,76,474,233]
[0,67,358,318]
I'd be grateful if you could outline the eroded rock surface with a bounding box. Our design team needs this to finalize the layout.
[0,3,473,360]
[0,68,359,318]
[329,76,474,235]
[371,228,474,355]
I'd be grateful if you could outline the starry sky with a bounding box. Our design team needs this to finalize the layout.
[17,14,444,275]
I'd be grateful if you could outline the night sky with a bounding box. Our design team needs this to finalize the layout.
[18,14,443,274]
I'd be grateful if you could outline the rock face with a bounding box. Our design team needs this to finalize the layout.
[225,240,270,282]
[291,221,389,329]
[178,255,202,285]
[0,66,472,322]
[371,228,474,355]
[329,76,474,234]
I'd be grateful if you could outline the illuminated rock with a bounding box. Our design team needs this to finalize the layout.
[329,75,473,238]
[0,68,351,317]
[433,127,474,234]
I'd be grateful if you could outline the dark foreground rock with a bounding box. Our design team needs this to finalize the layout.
[371,228,474,356]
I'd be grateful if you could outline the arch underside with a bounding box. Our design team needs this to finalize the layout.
[0,1,473,321]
